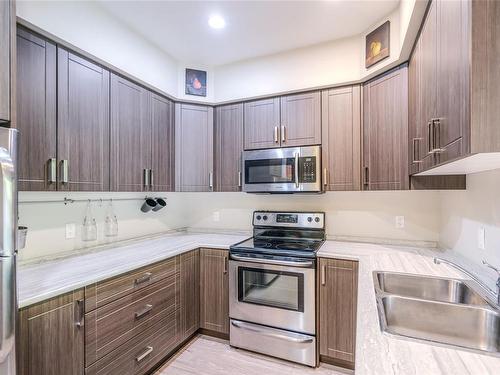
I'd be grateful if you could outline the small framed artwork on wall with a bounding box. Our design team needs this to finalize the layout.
[185,68,207,97]
[365,21,390,68]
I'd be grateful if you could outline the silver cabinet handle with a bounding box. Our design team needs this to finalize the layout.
[431,119,444,153]
[223,256,228,274]
[294,152,299,188]
[281,125,286,143]
[274,126,279,143]
[238,171,242,188]
[135,346,153,363]
[427,121,434,154]
[143,169,150,188]
[135,272,152,285]
[231,320,314,344]
[321,265,326,286]
[135,304,153,320]
[363,166,369,186]
[60,160,69,184]
[230,253,313,268]
[75,299,85,328]
[323,167,328,187]
[412,138,422,163]
[149,169,154,188]
[47,158,57,184]
[209,172,213,190]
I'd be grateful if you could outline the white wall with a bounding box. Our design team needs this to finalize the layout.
[439,169,500,286]
[17,0,179,96]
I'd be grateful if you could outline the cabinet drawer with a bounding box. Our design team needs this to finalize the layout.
[86,273,178,365]
[85,257,177,312]
[85,311,179,375]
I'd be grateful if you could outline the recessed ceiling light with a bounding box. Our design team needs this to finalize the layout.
[208,14,226,29]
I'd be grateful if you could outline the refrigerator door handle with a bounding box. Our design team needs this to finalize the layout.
[0,147,16,257]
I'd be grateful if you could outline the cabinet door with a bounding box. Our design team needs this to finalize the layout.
[57,49,110,191]
[435,0,469,157]
[16,28,57,191]
[200,248,229,335]
[215,104,243,192]
[318,258,358,369]
[321,86,361,191]
[175,103,214,192]
[243,98,280,150]
[280,91,321,147]
[362,66,409,190]
[18,289,85,375]
[408,35,423,174]
[110,74,151,191]
[180,250,200,341]
[151,93,174,192]
[0,0,10,122]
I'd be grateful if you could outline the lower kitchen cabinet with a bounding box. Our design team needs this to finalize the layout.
[200,248,229,336]
[179,249,200,341]
[17,289,85,375]
[318,258,358,369]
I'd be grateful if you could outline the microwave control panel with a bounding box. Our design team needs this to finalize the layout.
[299,157,316,182]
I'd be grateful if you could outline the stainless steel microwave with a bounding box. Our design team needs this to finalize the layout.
[242,146,322,193]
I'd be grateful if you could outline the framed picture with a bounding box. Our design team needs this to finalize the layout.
[365,21,390,68]
[185,68,207,97]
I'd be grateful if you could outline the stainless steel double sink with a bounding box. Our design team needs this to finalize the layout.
[373,271,500,355]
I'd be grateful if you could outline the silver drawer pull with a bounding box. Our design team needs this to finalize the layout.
[135,304,153,320]
[231,320,313,344]
[135,272,152,285]
[135,346,153,362]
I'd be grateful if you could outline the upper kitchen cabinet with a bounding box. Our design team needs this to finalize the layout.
[280,91,321,147]
[151,93,175,192]
[110,74,152,192]
[175,103,214,192]
[57,49,110,191]
[215,103,244,192]
[243,92,321,150]
[410,0,500,175]
[16,28,57,191]
[321,86,361,191]
[363,66,409,190]
[0,0,15,124]
[244,98,280,150]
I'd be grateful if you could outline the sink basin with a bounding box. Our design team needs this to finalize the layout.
[378,295,500,354]
[374,271,490,306]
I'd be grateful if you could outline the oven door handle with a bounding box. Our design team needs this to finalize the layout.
[231,320,314,344]
[230,254,313,268]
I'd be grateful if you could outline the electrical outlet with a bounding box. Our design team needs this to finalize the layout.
[213,211,220,222]
[65,223,76,239]
[478,227,486,250]
[395,216,405,229]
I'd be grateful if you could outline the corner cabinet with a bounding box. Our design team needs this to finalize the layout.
[175,104,214,192]
[318,258,358,369]
[18,289,85,375]
[215,103,244,192]
[362,66,409,190]
[321,86,361,191]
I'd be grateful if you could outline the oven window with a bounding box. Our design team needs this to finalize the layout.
[238,267,304,312]
[245,158,295,184]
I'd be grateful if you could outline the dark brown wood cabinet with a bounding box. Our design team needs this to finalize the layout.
[57,48,110,191]
[199,248,229,336]
[110,74,152,192]
[280,91,321,147]
[318,258,358,369]
[321,86,361,191]
[18,289,85,375]
[0,0,12,122]
[179,249,200,341]
[363,66,409,190]
[214,103,243,191]
[243,98,280,150]
[16,28,57,191]
[175,103,214,192]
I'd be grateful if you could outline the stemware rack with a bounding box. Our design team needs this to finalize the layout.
[19,196,167,205]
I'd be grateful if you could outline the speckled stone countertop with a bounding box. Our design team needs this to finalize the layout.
[317,241,500,375]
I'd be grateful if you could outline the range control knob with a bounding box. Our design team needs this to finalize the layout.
[256,215,262,221]
[263,215,268,221]
[315,217,320,223]
[307,217,313,222]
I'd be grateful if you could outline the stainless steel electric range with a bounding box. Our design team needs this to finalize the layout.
[229,211,325,367]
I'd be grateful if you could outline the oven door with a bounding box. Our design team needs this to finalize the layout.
[229,257,316,334]
[242,146,321,193]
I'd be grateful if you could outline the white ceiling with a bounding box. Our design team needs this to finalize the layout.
[97,0,400,66]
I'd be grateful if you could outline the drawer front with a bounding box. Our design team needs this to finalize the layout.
[85,257,178,312]
[86,273,178,365]
[85,311,179,375]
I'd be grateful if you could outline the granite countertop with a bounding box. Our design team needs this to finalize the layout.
[317,241,500,375]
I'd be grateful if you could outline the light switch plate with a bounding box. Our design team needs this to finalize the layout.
[395,216,405,229]
[65,223,76,239]
[478,227,485,250]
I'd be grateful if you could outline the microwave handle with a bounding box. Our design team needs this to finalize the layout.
[294,152,299,188]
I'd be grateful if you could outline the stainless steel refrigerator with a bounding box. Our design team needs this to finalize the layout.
[0,128,18,375]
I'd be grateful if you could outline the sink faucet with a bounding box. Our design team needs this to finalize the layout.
[434,257,500,307]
